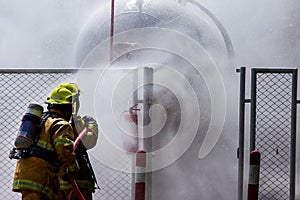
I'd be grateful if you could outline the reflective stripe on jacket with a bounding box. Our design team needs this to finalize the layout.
[13,178,56,200]
[13,110,78,198]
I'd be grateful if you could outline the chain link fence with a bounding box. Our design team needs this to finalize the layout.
[250,69,297,200]
[0,69,132,200]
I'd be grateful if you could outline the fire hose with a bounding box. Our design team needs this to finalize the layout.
[74,127,88,150]
[68,174,85,200]
[68,127,88,200]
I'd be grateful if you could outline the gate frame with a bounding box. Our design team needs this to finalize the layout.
[237,67,298,200]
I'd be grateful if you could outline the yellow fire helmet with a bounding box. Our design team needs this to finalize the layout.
[45,83,80,104]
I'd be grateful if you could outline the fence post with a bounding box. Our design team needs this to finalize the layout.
[134,150,146,200]
[237,66,248,200]
[247,150,260,200]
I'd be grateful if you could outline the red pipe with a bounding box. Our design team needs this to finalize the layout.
[110,0,115,62]
[247,150,261,200]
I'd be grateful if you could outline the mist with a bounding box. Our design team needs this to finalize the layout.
[1,0,300,67]
[1,1,300,200]
[203,0,300,67]
[0,0,105,68]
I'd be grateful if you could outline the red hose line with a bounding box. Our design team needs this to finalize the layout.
[73,127,88,150]
[69,127,88,200]
[68,174,86,200]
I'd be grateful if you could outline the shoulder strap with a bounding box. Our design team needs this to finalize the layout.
[33,112,51,144]
[40,112,51,127]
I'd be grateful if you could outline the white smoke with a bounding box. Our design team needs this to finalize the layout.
[0,0,300,199]
[0,0,105,68]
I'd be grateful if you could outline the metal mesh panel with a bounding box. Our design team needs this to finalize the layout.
[90,153,132,200]
[0,69,132,200]
[253,71,295,200]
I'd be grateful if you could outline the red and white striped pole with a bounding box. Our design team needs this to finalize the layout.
[135,150,146,200]
[247,150,261,200]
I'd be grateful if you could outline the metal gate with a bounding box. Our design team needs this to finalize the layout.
[0,69,132,200]
[237,67,298,200]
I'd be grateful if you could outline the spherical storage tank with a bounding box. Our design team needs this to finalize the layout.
[74,1,237,199]
[74,0,234,67]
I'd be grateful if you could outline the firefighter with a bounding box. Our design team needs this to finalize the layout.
[12,84,80,200]
[56,83,99,200]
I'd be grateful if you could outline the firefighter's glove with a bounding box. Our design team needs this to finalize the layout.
[73,116,85,134]
[82,115,97,125]
[59,155,80,179]
[65,160,80,179]
[67,160,80,174]
[81,115,99,149]
[82,115,98,133]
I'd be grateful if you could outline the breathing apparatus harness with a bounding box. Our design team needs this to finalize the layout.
[9,109,59,169]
